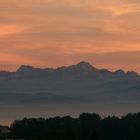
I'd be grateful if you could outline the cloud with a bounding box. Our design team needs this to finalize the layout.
[0,0,140,72]
[0,24,24,37]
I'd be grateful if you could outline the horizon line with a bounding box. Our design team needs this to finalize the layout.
[0,61,139,75]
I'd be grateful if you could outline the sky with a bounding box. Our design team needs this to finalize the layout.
[0,0,140,73]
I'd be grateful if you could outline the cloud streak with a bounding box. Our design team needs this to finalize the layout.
[0,0,140,72]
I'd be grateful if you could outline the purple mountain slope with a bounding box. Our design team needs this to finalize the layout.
[1,61,139,80]
[0,61,139,96]
[0,62,140,123]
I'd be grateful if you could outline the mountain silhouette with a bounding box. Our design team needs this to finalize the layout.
[0,61,139,93]
[2,61,138,79]
[0,61,140,120]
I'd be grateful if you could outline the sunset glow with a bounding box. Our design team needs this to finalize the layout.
[0,0,140,72]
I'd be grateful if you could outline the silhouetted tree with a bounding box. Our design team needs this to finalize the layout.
[9,112,140,140]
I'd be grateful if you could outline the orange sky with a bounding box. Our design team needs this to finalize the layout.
[0,0,140,73]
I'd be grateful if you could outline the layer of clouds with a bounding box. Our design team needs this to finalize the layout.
[0,0,140,72]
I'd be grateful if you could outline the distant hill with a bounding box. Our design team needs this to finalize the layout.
[0,61,139,94]
[0,61,140,122]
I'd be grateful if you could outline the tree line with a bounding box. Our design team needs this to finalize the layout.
[6,112,140,140]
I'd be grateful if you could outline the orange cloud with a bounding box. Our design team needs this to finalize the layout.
[0,0,140,72]
[0,24,24,37]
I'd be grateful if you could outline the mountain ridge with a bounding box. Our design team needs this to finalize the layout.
[0,61,140,120]
[0,61,139,78]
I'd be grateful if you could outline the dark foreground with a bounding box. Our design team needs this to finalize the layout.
[2,112,140,140]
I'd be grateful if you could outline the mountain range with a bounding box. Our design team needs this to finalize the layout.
[0,61,140,124]
[0,61,139,94]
